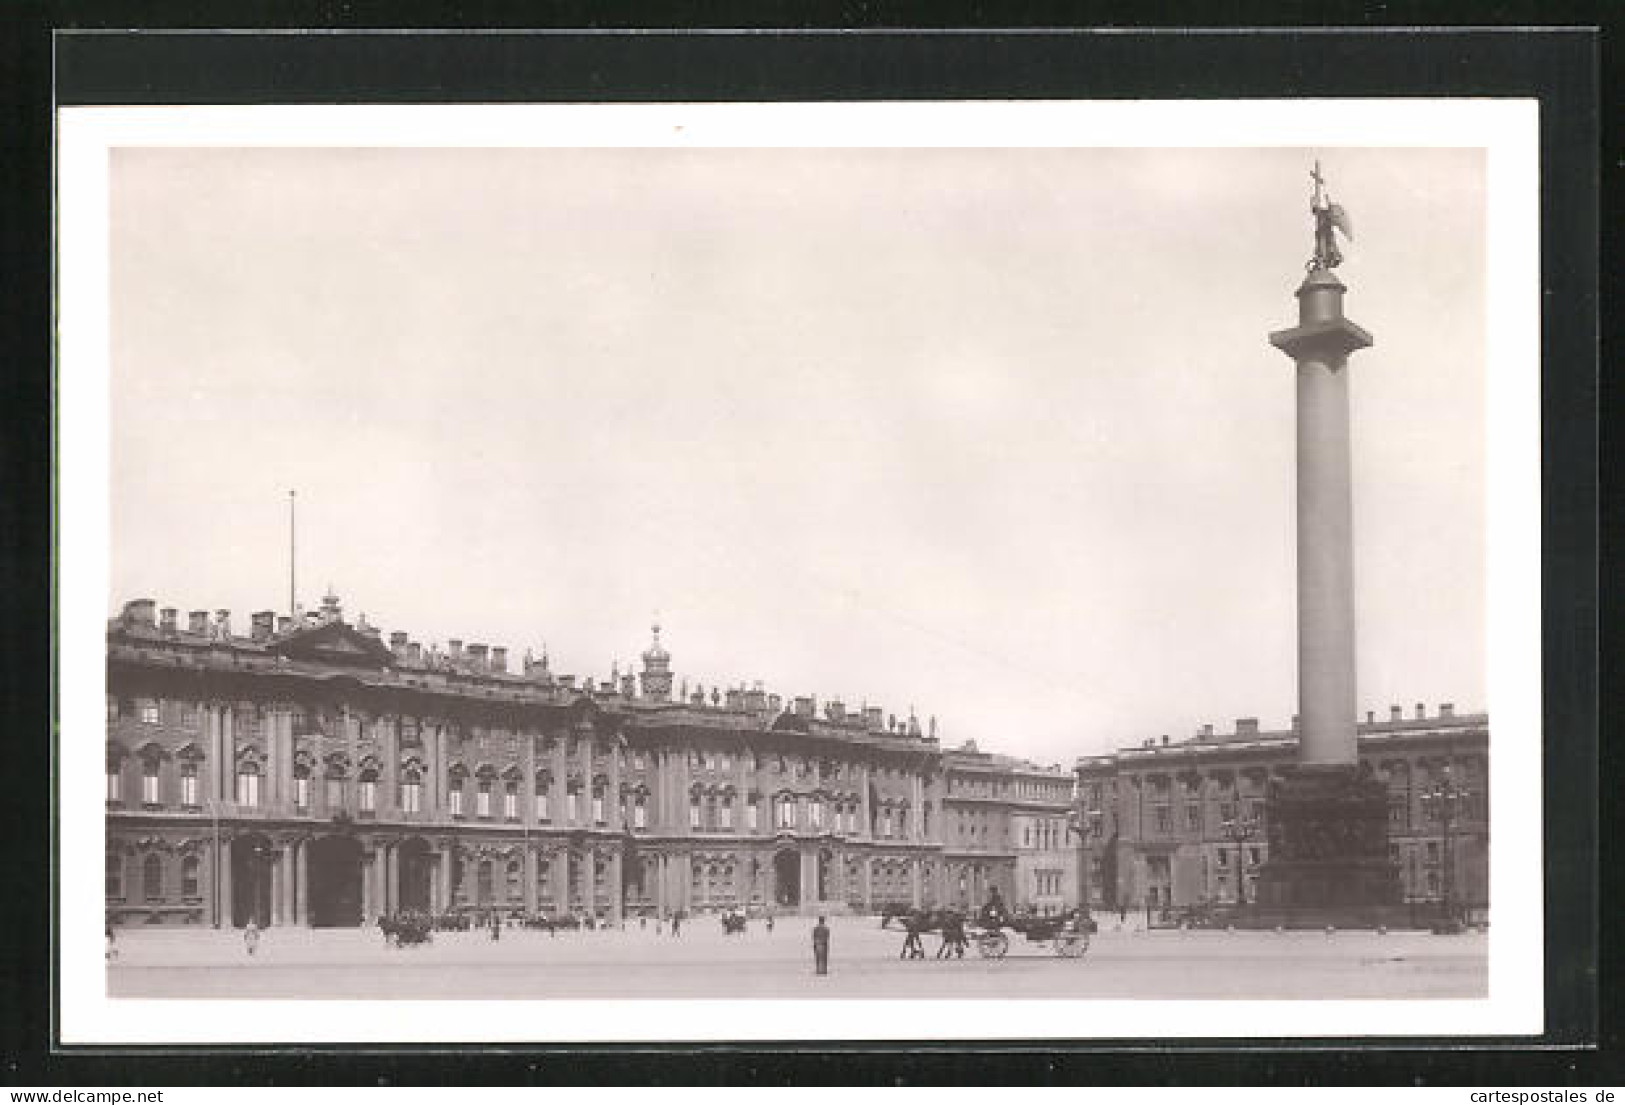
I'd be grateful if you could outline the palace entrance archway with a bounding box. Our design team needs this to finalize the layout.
[397,837,433,914]
[229,833,273,928]
[773,848,801,909]
[308,835,364,927]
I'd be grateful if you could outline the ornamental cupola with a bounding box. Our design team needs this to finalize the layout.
[639,622,673,702]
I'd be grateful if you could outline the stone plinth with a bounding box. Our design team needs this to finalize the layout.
[1254,763,1400,916]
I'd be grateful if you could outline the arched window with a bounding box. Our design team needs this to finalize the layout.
[535,772,551,822]
[591,782,606,825]
[141,755,162,805]
[476,777,493,819]
[448,768,467,817]
[633,792,648,830]
[235,762,261,807]
[399,766,422,813]
[179,760,199,807]
[181,855,200,898]
[292,763,311,810]
[358,767,378,814]
[142,854,163,900]
[503,777,519,821]
[106,750,124,804]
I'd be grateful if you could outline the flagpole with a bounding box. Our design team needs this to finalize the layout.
[288,489,297,618]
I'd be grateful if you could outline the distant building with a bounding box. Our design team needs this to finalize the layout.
[104,593,1071,928]
[1075,707,1489,916]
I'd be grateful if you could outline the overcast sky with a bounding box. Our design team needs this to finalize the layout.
[108,146,1485,763]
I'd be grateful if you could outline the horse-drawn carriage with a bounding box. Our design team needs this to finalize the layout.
[970,908,1094,959]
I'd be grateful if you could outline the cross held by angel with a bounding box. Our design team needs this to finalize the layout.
[1308,160,1355,271]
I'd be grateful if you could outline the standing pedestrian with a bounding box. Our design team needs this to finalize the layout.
[243,919,260,957]
[671,910,683,937]
[811,914,830,975]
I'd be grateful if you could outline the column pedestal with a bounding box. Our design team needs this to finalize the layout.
[1252,764,1402,926]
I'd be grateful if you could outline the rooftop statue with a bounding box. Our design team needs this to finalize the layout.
[1308,160,1354,272]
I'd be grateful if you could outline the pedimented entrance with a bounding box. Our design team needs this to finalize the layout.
[308,835,364,927]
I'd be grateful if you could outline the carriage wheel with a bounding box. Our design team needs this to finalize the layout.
[976,932,1009,959]
[1054,933,1089,958]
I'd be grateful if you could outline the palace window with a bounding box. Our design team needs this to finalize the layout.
[690,796,702,829]
[358,775,377,814]
[592,793,605,824]
[236,766,260,807]
[720,753,731,771]
[476,780,493,818]
[809,801,823,830]
[106,851,122,898]
[1185,805,1201,833]
[536,789,551,822]
[106,697,120,722]
[746,800,759,831]
[1247,847,1262,867]
[179,761,199,807]
[140,700,160,725]
[105,760,121,804]
[448,782,465,818]
[400,771,422,814]
[141,759,161,805]
[506,860,522,901]
[1425,841,1440,864]
[293,771,310,811]
[504,780,519,821]
[1217,847,1230,868]
[1218,801,1235,823]
[181,855,200,898]
[325,777,344,809]
[566,792,579,823]
[632,751,646,770]
[142,854,163,900]
[634,794,647,830]
[777,796,795,830]
[720,797,733,830]
[476,860,493,905]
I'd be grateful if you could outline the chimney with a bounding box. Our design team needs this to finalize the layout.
[1200,723,1214,738]
[825,700,844,722]
[448,640,463,663]
[865,706,884,730]
[1365,710,1375,725]
[214,609,232,638]
[768,694,783,715]
[188,610,208,634]
[1415,702,1426,720]
[794,696,815,718]
[277,615,293,635]
[726,688,744,710]
[124,598,156,628]
[159,607,178,634]
[491,646,507,673]
[558,674,576,691]
[407,642,422,664]
[1235,718,1259,736]
[1160,734,1170,746]
[621,673,637,698]
[1439,703,1454,719]
[1390,705,1402,723]
[251,611,275,641]
[467,643,489,670]
[389,631,408,656]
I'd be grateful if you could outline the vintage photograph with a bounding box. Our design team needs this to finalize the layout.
[58,102,1541,1042]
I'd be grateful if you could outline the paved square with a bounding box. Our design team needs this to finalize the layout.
[106,915,1487,1000]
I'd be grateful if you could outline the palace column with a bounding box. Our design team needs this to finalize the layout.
[524,845,539,915]
[387,841,401,915]
[293,838,309,925]
[219,705,236,802]
[858,766,873,839]
[436,842,453,914]
[381,717,399,817]
[268,842,284,925]
[552,847,570,916]
[910,858,923,908]
[608,849,623,923]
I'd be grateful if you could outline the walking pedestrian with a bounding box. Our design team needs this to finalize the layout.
[671,910,683,937]
[105,923,117,962]
[811,914,830,976]
[243,919,260,957]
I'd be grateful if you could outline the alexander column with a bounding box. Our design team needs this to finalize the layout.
[1255,163,1400,920]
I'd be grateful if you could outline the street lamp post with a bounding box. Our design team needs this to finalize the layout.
[1420,762,1470,932]
[1068,798,1104,924]
[1219,788,1261,909]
